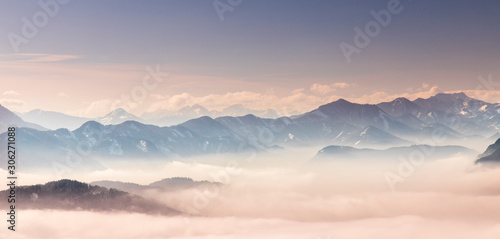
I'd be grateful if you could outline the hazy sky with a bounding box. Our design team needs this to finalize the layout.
[0,0,499,117]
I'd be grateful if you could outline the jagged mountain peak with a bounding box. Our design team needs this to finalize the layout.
[0,104,46,131]
[190,115,214,121]
[324,98,356,107]
[377,97,422,117]
[433,92,470,101]
[180,116,231,135]
[316,99,377,113]
[105,108,132,117]
[77,120,105,131]
[99,108,142,125]
[179,104,209,112]
[414,92,472,105]
[334,98,351,104]
[392,97,413,104]
[240,114,259,120]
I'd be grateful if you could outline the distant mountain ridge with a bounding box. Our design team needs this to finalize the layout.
[18,108,147,131]
[97,108,143,125]
[0,119,260,171]
[378,92,500,136]
[17,104,282,130]
[13,92,500,139]
[142,104,281,127]
[377,97,422,117]
[2,92,500,171]
[314,144,478,161]
[0,104,45,131]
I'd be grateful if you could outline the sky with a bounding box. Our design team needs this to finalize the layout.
[0,0,499,117]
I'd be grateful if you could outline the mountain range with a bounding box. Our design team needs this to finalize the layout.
[377,92,500,136]
[144,104,281,127]
[16,104,282,130]
[10,92,500,140]
[0,104,45,130]
[0,119,258,171]
[2,92,500,170]
[314,144,478,161]
[18,108,146,131]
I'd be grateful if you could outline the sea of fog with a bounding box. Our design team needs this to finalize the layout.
[2,147,500,238]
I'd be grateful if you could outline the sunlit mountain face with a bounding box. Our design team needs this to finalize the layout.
[2,0,500,238]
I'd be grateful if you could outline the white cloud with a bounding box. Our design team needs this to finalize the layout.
[68,99,123,118]
[310,83,352,95]
[6,154,500,239]
[146,90,330,116]
[2,90,20,96]
[0,53,81,63]
[347,86,444,104]
[57,92,70,98]
[458,90,500,103]
[310,84,333,95]
[150,94,167,100]
[332,82,351,89]
[7,211,500,239]
[0,98,26,108]
[60,84,500,118]
[143,85,495,118]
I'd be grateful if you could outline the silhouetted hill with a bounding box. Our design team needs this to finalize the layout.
[314,144,478,161]
[0,180,178,215]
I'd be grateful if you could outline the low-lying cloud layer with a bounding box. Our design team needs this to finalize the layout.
[2,211,500,239]
[2,149,500,238]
